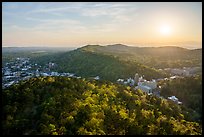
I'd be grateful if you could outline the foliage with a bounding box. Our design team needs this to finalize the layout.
[2,76,202,135]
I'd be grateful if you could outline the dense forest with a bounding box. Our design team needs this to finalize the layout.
[159,75,202,122]
[30,49,169,81]
[2,76,202,135]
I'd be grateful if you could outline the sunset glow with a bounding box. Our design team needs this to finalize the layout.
[2,2,202,48]
[160,24,171,35]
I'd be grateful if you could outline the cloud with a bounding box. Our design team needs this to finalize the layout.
[80,3,139,24]
[4,2,140,31]
[3,2,140,33]
[25,2,139,23]
[3,2,141,46]
[23,3,138,33]
[26,2,85,16]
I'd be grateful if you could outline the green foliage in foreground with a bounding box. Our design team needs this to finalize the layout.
[2,77,202,135]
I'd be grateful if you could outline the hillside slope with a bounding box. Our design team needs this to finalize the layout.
[2,76,202,135]
[32,49,168,81]
[78,44,202,68]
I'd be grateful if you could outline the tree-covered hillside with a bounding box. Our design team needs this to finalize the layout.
[159,75,202,122]
[78,44,202,69]
[30,44,201,82]
[31,49,169,81]
[2,77,202,135]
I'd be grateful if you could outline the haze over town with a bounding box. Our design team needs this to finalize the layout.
[2,2,202,49]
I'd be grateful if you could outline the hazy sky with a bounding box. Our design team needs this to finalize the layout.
[2,2,202,48]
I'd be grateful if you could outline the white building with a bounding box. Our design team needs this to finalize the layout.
[137,79,157,94]
[22,68,28,71]
[51,72,59,76]
[139,76,144,82]
[138,82,152,94]
[127,78,135,86]
[94,76,100,80]
[168,96,178,102]
[168,96,182,105]
[68,73,74,77]
[41,73,49,76]
[143,80,157,89]
[117,79,124,84]
[117,78,124,82]
[170,76,177,79]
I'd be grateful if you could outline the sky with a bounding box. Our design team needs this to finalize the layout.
[2,2,202,48]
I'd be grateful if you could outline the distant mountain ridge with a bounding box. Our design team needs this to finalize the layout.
[78,44,201,53]
[77,44,202,69]
[2,47,76,53]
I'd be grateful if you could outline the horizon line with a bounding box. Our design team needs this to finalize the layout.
[2,44,202,50]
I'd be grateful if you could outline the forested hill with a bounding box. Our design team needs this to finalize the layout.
[31,44,202,82]
[78,44,201,58]
[32,48,169,81]
[2,76,202,135]
[77,44,202,68]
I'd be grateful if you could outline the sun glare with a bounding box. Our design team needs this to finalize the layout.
[159,25,171,35]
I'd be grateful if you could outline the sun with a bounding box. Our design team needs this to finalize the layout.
[159,24,171,35]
